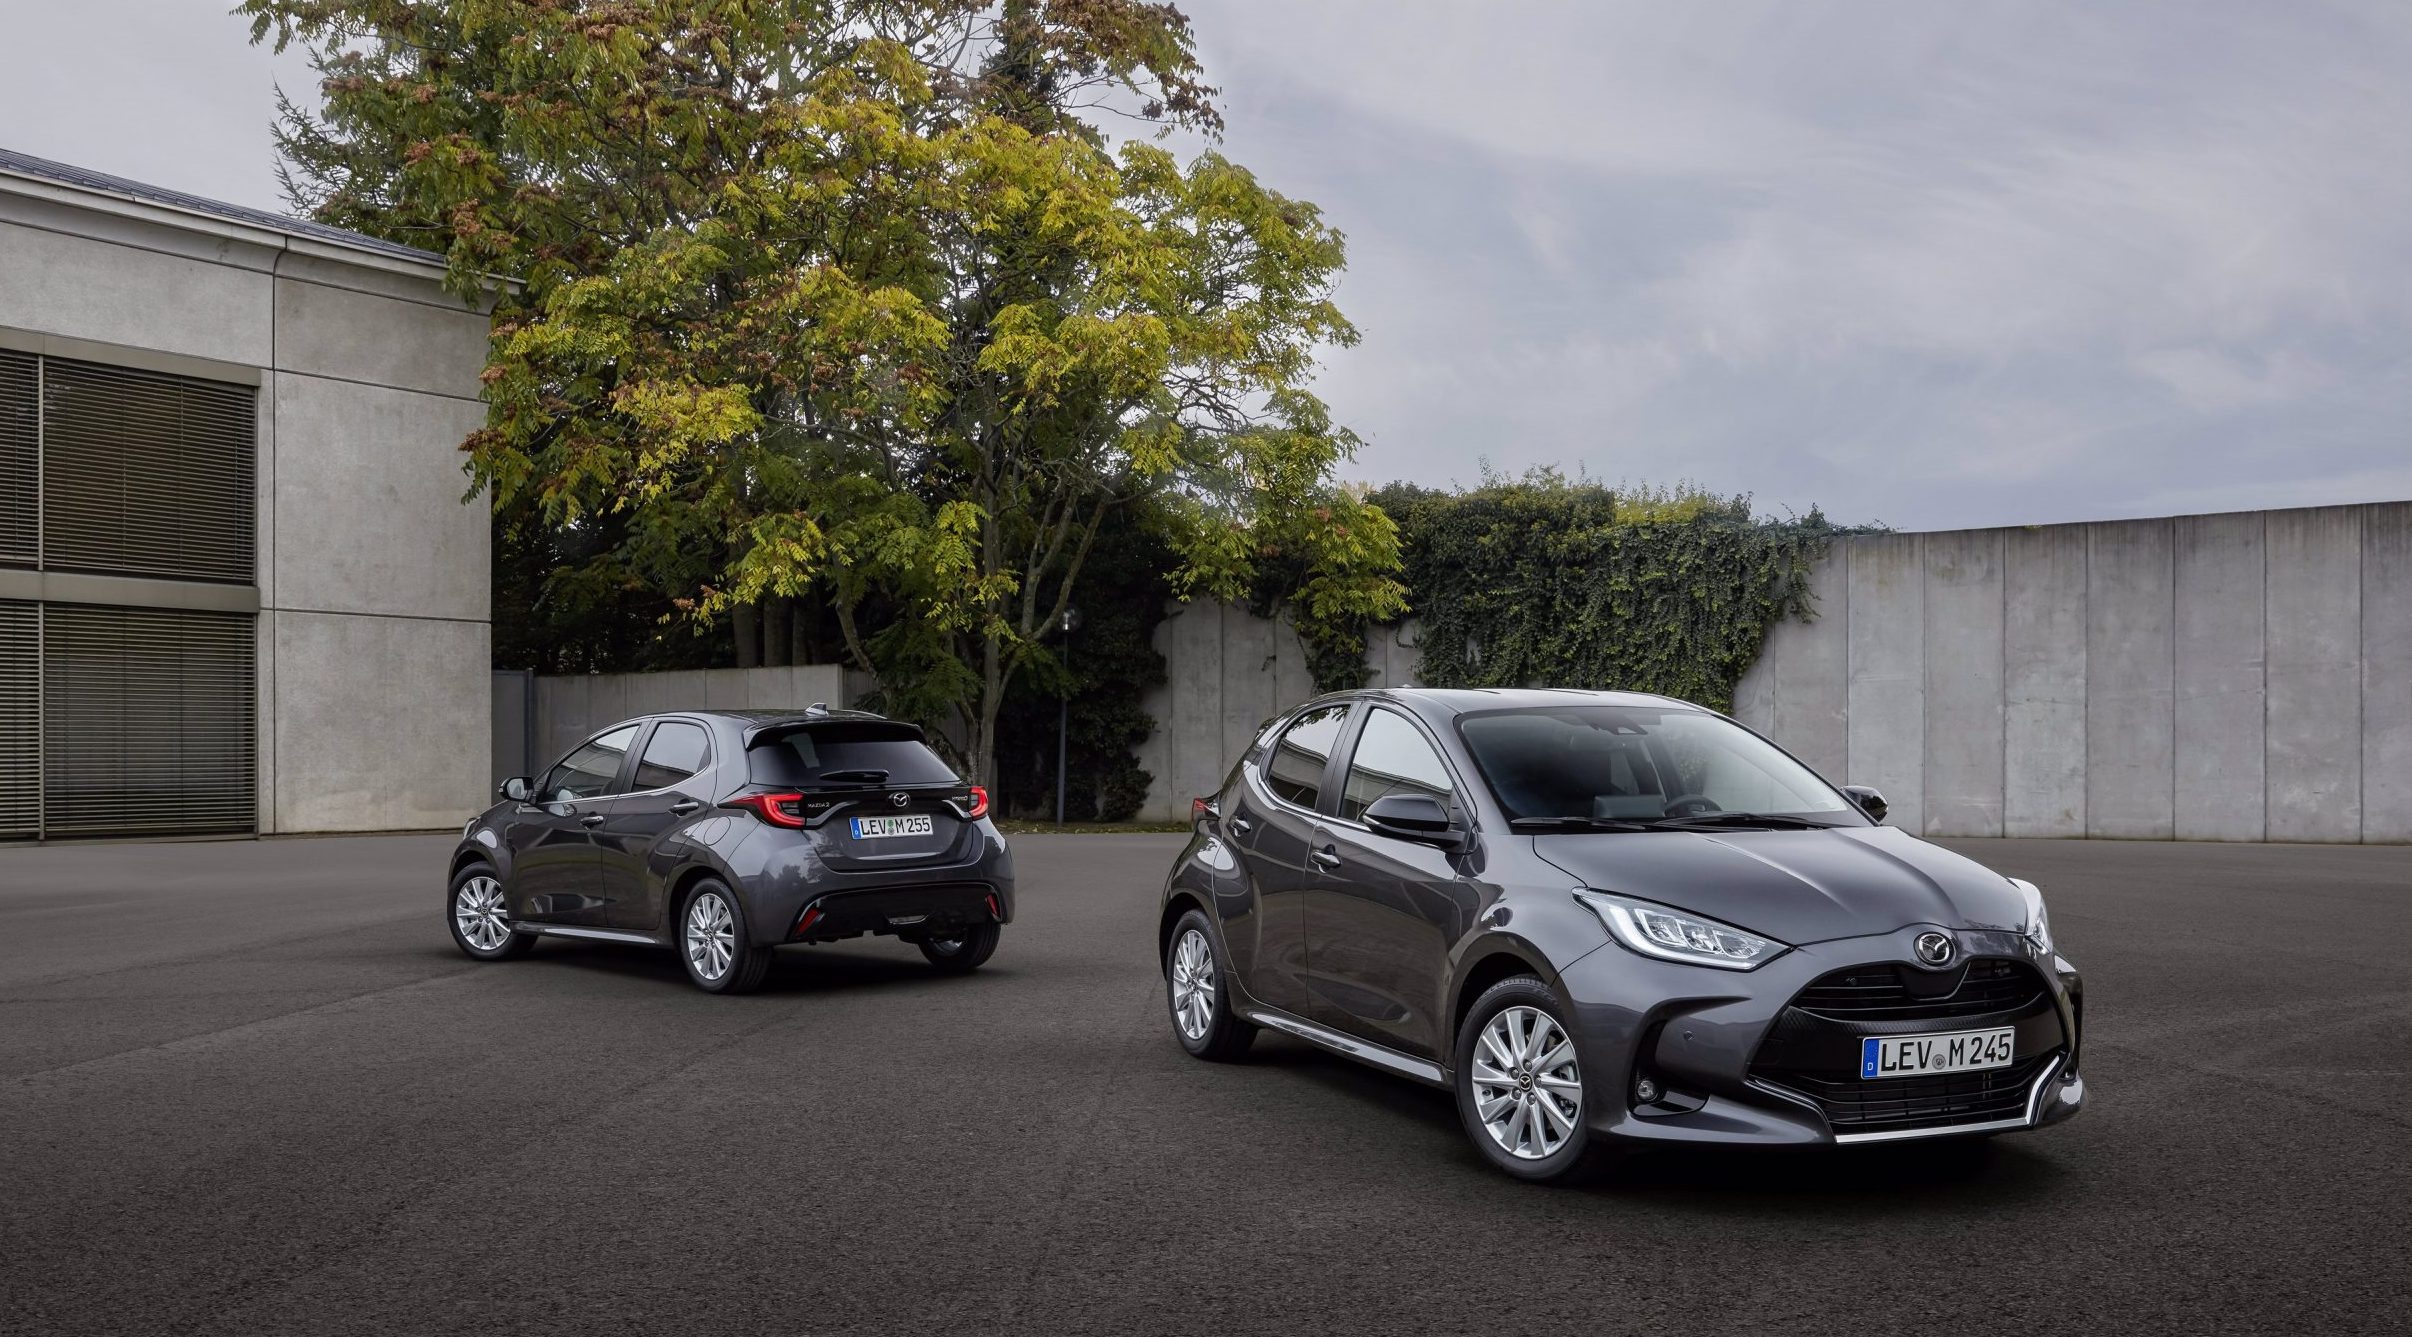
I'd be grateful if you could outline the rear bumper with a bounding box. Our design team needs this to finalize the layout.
[789,881,1004,944]
[732,824,1016,946]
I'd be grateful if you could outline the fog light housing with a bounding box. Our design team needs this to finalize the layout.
[1634,1074,1662,1105]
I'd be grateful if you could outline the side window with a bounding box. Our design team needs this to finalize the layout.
[633,721,711,791]
[1263,704,1349,810]
[1339,709,1455,823]
[542,725,639,802]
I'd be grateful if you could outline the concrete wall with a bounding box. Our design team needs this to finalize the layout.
[0,180,493,833]
[517,666,846,778]
[1736,503,2412,843]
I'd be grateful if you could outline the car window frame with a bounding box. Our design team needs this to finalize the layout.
[1330,704,1468,831]
[622,716,717,798]
[1251,700,1357,819]
[538,721,646,804]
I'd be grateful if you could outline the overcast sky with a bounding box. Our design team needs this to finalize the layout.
[4,1,2409,529]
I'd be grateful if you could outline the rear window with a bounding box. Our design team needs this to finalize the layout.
[747,722,960,788]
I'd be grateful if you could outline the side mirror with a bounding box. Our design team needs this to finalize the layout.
[1842,785,1888,823]
[499,776,532,803]
[1364,792,1466,850]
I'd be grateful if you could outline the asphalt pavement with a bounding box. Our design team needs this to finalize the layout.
[2,832,2408,1335]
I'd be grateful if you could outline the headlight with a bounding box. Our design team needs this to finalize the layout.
[2010,878,2052,953]
[1572,890,1787,971]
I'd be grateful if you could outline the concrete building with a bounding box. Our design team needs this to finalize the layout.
[0,148,493,840]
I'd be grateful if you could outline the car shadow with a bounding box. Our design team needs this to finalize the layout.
[1249,1032,2069,1208]
[504,937,982,997]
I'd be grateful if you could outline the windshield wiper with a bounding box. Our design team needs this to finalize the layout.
[1642,812,1841,831]
[1509,815,1660,833]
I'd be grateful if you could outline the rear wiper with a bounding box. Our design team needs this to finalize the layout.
[1509,816,1659,833]
[816,768,890,786]
[1642,812,1841,831]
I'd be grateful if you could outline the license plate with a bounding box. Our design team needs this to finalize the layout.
[849,813,934,840]
[1861,1027,2015,1079]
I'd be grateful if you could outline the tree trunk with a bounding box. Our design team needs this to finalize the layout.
[733,602,759,669]
[762,597,791,668]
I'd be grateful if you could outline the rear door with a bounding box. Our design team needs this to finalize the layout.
[592,718,717,932]
[503,724,638,924]
[1306,707,1476,1060]
[1225,702,1351,1017]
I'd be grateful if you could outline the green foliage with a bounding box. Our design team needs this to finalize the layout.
[244,0,1402,781]
[1370,471,1861,712]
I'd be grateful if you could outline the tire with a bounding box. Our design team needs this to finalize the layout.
[1165,910,1256,1061]
[447,863,536,961]
[918,922,1001,974]
[1452,976,1606,1184]
[678,879,772,994]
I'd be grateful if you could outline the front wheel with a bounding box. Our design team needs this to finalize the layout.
[1452,976,1605,1184]
[1166,911,1255,1060]
[918,922,1001,974]
[447,864,536,961]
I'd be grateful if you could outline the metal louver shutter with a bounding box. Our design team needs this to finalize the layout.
[41,358,255,582]
[0,600,33,838]
[0,350,33,565]
[41,604,256,836]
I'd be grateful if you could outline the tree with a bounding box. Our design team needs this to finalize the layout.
[244,0,1404,781]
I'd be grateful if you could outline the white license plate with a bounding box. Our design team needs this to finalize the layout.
[849,813,934,840]
[1861,1027,2015,1079]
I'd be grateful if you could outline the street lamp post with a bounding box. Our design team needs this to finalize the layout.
[1055,606,1082,826]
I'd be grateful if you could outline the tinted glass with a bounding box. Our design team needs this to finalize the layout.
[633,720,711,790]
[1457,706,1856,823]
[1339,709,1454,822]
[1263,704,1348,809]
[543,725,639,801]
[748,722,959,787]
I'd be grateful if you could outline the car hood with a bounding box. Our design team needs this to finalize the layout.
[1529,825,2029,946]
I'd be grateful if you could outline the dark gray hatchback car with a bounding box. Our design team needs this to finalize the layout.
[1159,687,2085,1181]
[448,707,1014,993]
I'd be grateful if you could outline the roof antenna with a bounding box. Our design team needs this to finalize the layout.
[806,701,828,716]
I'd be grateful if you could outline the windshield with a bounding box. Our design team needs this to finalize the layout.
[1455,705,1860,827]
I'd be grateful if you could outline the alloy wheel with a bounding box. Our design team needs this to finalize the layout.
[1169,928,1216,1040]
[686,891,736,981]
[453,876,510,952]
[1470,1005,1583,1160]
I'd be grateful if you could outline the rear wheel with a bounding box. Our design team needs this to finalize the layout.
[1166,910,1255,1061]
[918,922,1000,974]
[680,880,771,994]
[447,864,535,961]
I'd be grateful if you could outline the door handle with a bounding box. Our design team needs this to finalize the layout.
[1229,817,1253,835]
[579,813,606,827]
[669,800,702,816]
[1309,845,1341,869]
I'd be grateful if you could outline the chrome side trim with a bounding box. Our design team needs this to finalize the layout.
[516,924,662,946]
[1240,1006,1448,1086]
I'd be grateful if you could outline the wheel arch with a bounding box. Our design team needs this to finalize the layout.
[1449,940,1559,1048]
[1158,890,1212,973]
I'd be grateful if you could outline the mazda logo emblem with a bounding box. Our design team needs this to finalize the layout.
[889,792,910,808]
[1914,931,1954,966]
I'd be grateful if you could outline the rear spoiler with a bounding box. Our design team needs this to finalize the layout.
[742,713,929,750]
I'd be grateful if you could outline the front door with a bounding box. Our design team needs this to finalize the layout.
[505,723,638,924]
[1306,707,1476,1060]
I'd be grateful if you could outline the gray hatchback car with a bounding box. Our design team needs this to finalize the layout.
[1159,688,2084,1181]
[448,706,1015,993]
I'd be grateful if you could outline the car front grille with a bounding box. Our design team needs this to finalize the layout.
[1749,957,2063,1137]
[1791,957,2044,1020]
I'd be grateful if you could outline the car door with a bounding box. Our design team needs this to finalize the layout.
[590,718,717,932]
[501,723,639,924]
[1305,706,1478,1061]
[1223,702,1352,1017]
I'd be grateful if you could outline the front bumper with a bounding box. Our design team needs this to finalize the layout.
[1560,925,2085,1147]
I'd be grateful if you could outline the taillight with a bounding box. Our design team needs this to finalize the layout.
[727,792,808,828]
[965,785,989,820]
